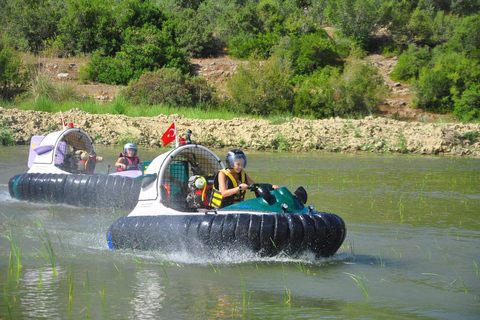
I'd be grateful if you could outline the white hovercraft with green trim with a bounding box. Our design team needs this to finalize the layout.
[8,127,143,209]
[107,143,346,258]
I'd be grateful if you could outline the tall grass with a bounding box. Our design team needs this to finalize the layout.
[30,219,57,276]
[11,90,288,122]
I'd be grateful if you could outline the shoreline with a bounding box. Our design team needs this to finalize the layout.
[2,107,480,157]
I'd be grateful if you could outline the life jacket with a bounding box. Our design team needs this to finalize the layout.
[117,152,140,172]
[210,169,246,208]
[75,150,96,174]
[80,155,97,174]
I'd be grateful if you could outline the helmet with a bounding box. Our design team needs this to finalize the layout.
[123,143,137,157]
[225,149,247,169]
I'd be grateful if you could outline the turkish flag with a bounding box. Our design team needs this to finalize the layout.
[161,122,176,146]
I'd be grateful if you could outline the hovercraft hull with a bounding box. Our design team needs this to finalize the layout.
[107,212,346,258]
[9,173,140,209]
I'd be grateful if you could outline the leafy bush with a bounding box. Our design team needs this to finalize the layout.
[453,85,480,121]
[331,61,388,117]
[0,42,27,100]
[120,68,215,108]
[55,0,120,56]
[390,44,432,82]
[272,31,341,76]
[413,51,479,114]
[1,0,63,53]
[173,8,222,58]
[82,24,190,85]
[413,67,453,113]
[293,66,340,118]
[228,31,280,59]
[0,119,15,146]
[448,14,480,59]
[325,0,382,48]
[226,56,294,116]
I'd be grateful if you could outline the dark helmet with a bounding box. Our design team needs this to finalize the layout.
[225,149,247,169]
[123,142,137,157]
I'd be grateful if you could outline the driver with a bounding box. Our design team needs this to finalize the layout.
[115,142,141,171]
[210,149,278,208]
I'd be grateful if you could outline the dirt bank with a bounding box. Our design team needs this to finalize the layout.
[2,107,480,156]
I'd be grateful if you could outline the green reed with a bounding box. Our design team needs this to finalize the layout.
[99,281,107,314]
[32,219,57,276]
[3,287,13,320]
[68,270,74,314]
[474,261,478,276]
[344,271,370,299]
[3,229,22,278]
[239,256,252,316]
[150,251,170,283]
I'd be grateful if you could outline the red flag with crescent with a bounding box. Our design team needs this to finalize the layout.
[161,122,176,146]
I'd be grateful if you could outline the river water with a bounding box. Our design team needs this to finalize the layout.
[1,145,479,319]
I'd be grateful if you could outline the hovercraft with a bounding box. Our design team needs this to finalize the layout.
[8,127,142,209]
[107,144,346,258]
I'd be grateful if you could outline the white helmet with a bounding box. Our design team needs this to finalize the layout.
[123,143,137,157]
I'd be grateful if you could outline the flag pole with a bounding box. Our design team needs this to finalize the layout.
[174,120,179,148]
[60,111,66,130]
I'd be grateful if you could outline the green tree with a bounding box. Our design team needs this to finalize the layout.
[293,66,340,118]
[326,0,383,48]
[226,56,294,116]
[0,42,26,100]
[390,44,432,82]
[55,0,121,55]
[1,0,64,52]
[121,67,215,108]
[454,84,480,121]
[331,61,388,117]
[173,8,223,58]
[83,24,189,85]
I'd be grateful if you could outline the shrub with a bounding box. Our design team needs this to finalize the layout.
[226,55,294,116]
[413,68,452,113]
[449,14,480,59]
[173,8,222,58]
[293,66,340,118]
[453,85,480,121]
[55,0,120,56]
[120,68,215,108]
[82,24,190,85]
[272,31,341,76]
[0,119,15,146]
[0,42,27,100]
[331,60,388,117]
[390,44,432,82]
[413,51,479,114]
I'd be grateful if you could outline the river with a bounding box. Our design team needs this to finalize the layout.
[1,145,479,319]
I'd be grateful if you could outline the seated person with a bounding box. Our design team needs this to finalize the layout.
[210,149,278,208]
[75,150,103,174]
[115,143,140,171]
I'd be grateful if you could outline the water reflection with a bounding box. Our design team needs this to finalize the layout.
[18,267,64,319]
[128,269,166,319]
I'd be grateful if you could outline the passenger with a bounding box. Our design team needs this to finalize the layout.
[115,143,140,171]
[210,149,278,208]
[76,150,103,174]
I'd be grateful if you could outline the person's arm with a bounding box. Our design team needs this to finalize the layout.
[219,171,243,198]
[115,157,126,170]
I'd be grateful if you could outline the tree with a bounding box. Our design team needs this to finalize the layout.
[0,42,26,100]
[227,56,294,116]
